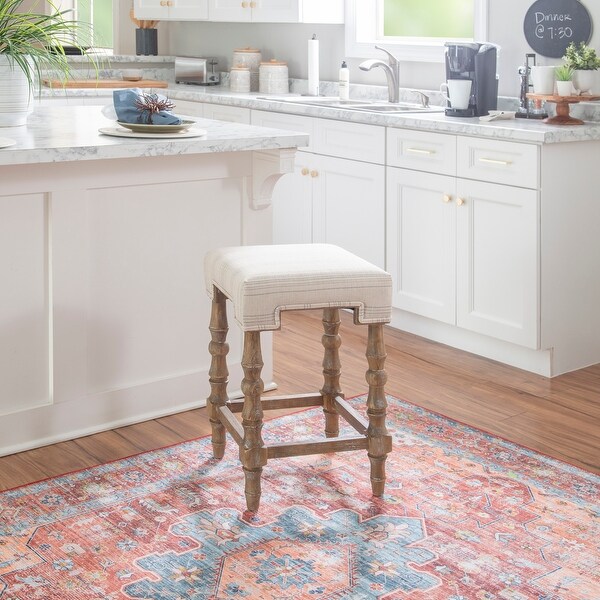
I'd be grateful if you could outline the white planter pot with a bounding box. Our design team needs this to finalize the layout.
[573,69,596,94]
[0,55,33,127]
[556,80,573,97]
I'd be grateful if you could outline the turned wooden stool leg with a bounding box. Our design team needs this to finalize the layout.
[321,308,342,438]
[366,323,392,496]
[240,331,267,512]
[207,287,229,459]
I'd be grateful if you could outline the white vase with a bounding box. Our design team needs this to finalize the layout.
[0,55,33,127]
[556,80,573,97]
[573,69,596,94]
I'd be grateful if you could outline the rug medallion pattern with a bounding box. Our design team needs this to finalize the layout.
[0,397,598,599]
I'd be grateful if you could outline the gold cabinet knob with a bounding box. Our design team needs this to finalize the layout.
[160,1,166,5]
[456,197,465,206]
[442,194,452,203]
[301,167,309,176]
[250,0,256,6]
[241,1,248,7]
[310,170,319,178]
[166,1,173,5]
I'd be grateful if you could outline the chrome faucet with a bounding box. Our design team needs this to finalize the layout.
[359,45,400,103]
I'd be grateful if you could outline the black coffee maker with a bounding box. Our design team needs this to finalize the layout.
[444,42,498,117]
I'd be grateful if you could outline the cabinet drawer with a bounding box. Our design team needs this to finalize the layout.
[387,128,456,175]
[203,103,251,124]
[314,119,385,164]
[457,137,538,189]
[251,110,313,151]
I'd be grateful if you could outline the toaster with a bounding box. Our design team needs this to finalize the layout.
[175,57,220,86]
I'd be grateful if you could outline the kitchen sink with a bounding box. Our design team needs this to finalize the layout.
[259,96,444,114]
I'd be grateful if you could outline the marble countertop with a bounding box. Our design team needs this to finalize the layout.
[0,105,309,167]
[41,83,600,144]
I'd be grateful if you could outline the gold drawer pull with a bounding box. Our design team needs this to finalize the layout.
[301,167,309,176]
[310,170,319,178]
[241,1,248,6]
[250,0,256,6]
[478,157,512,166]
[442,194,452,203]
[406,147,435,155]
[456,197,465,207]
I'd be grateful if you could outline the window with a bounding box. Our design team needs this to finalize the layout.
[62,0,113,49]
[77,0,113,48]
[345,0,488,62]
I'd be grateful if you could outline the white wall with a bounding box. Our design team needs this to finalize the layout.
[118,1,600,97]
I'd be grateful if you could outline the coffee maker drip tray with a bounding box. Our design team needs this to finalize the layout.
[445,107,476,117]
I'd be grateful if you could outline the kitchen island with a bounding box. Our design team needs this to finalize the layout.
[0,105,308,456]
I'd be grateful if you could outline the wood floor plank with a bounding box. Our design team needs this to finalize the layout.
[1,308,598,491]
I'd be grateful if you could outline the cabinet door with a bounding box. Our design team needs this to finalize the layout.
[252,0,298,22]
[272,151,313,245]
[387,167,456,323]
[208,0,250,21]
[456,179,539,348]
[134,0,166,20]
[169,0,208,19]
[312,155,385,268]
[203,104,251,123]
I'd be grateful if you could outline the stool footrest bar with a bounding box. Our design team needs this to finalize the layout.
[267,434,368,459]
[334,396,369,435]
[226,393,324,413]
[218,406,244,445]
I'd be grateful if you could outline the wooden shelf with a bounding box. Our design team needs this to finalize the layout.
[527,92,600,125]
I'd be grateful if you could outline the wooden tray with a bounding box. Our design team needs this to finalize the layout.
[42,79,168,89]
[527,92,600,125]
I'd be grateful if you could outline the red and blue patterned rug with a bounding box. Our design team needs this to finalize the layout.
[0,396,598,599]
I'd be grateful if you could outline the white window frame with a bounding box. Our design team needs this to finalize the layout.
[345,0,489,62]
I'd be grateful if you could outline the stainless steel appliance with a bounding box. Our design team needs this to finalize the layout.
[444,42,498,117]
[175,57,220,86]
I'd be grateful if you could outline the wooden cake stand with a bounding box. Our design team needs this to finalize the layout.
[527,92,600,125]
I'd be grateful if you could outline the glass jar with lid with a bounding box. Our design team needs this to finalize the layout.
[259,59,289,95]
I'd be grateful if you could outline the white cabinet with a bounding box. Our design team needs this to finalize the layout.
[203,103,250,123]
[455,179,538,348]
[387,129,539,348]
[135,0,207,21]
[251,109,385,268]
[208,0,343,22]
[171,99,204,117]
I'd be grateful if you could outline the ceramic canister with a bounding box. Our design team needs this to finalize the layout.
[232,47,261,92]
[230,66,251,93]
[259,59,289,95]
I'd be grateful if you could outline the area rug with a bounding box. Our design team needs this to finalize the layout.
[0,397,598,600]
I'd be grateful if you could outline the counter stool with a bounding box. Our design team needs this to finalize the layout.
[204,243,393,512]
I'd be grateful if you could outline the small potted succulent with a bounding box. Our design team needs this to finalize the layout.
[554,64,574,96]
[563,41,600,94]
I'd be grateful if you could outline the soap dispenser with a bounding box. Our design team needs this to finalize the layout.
[339,61,349,101]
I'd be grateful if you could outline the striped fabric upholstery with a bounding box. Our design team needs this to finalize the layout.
[204,244,392,331]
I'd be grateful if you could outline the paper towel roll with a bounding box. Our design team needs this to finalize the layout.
[307,34,319,96]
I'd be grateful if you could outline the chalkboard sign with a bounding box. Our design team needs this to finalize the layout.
[524,0,592,58]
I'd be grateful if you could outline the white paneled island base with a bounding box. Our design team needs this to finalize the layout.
[0,106,307,456]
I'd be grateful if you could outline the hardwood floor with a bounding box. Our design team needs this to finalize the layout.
[1,309,598,490]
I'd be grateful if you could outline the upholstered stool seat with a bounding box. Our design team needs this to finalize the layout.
[204,243,393,512]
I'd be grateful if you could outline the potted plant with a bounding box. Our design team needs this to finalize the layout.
[0,0,95,126]
[554,65,574,96]
[563,41,600,94]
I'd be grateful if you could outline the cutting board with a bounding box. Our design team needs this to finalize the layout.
[42,79,168,89]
